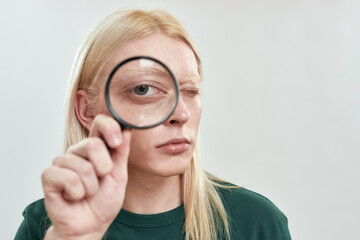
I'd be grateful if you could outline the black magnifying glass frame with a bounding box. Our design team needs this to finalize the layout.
[105,56,179,129]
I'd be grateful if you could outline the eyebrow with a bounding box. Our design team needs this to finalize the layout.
[117,66,169,78]
[111,66,170,85]
[179,77,202,85]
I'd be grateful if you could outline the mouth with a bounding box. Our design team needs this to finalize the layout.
[156,138,191,154]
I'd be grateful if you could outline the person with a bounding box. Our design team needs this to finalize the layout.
[15,9,292,240]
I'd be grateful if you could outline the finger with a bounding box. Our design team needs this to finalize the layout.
[42,166,85,201]
[68,137,113,177]
[53,155,99,197]
[89,114,122,149]
[110,130,132,183]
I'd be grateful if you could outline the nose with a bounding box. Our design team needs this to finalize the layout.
[164,96,190,126]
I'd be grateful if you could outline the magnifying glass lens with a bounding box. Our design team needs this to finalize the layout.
[107,57,177,128]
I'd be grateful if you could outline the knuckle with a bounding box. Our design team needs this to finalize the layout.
[96,162,112,177]
[87,181,99,197]
[67,141,85,154]
[105,120,119,134]
[66,172,80,185]
[67,138,91,154]
[52,155,64,165]
[41,168,51,182]
[92,114,106,128]
[79,161,93,176]
[94,114,118,133]
[86,137,104,152]
[102,160,114,175]
[67,145,76,153]
[93,114,104,123]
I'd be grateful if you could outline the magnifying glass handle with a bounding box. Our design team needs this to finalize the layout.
[120,123,130,130]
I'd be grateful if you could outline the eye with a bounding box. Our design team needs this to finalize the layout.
[132,85,161,96]
[134,85,151,95]
[181,89,200,97]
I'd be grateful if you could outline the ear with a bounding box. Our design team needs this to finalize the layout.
[74,90,95,131]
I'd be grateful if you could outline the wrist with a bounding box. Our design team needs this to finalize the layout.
[44,226,105,240]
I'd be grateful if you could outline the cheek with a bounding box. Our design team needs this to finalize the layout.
[188,97,202,124]
[129,129,152,149]
[127,129,156,164]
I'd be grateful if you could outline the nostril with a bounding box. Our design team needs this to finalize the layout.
[170,120,178,124]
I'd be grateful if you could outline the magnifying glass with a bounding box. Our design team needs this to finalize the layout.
[105,56,179,129]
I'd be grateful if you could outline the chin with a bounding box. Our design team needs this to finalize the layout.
[155,162,190,177]
[129,153,193,178]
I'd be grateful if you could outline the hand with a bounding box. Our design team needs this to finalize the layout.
[42,114,131,240]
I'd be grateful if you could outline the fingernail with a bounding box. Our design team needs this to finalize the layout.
[112,134,122,146]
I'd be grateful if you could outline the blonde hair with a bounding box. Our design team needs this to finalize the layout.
[64,9,232,240]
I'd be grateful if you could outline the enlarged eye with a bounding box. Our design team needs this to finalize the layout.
[134,85,150,95]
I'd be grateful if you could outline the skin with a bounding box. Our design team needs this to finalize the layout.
[42,33,202,240]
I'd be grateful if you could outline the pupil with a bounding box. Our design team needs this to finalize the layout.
[134,85,149,95]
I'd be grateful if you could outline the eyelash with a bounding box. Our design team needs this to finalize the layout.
[181,89,200,97]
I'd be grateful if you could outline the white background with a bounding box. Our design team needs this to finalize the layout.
[1,0,359,239]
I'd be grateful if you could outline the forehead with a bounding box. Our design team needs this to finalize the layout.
[107,33,200,83]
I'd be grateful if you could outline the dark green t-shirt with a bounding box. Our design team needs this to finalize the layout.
[15,187,291,240]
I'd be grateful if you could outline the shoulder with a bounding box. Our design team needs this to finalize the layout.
[216,185,291,240]
[16,199,51,240]
[23,198,46,216]
[218,186,286,220]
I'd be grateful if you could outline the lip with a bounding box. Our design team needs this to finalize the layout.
[156,138,191,154]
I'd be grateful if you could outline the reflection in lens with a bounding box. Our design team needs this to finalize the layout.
[107,57,177,128]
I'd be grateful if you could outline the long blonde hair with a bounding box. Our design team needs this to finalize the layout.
[64,9,232,240]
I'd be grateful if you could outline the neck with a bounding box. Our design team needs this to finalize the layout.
[122,168,183,214]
